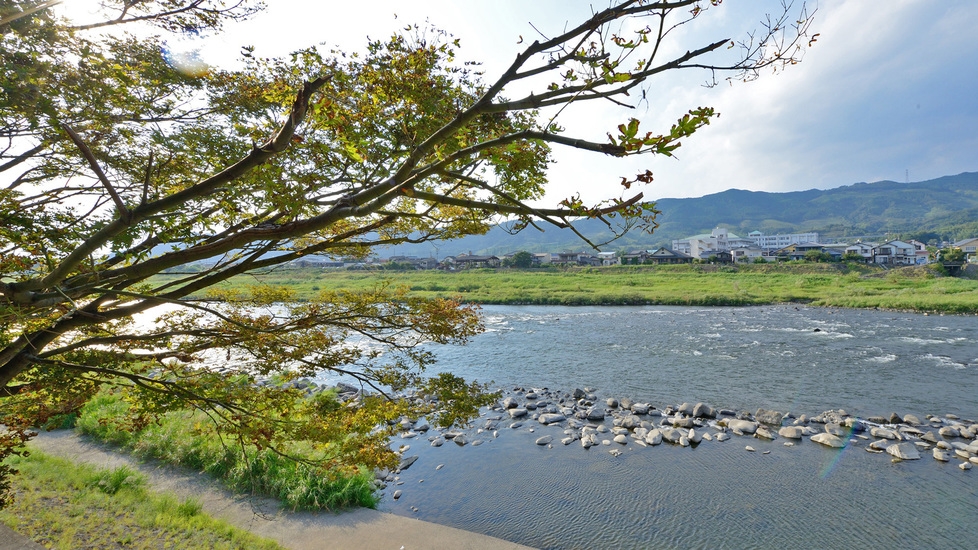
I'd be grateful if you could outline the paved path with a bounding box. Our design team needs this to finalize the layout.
[18,431,532,550]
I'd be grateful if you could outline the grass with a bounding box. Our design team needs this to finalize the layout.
[76,390,379,511]
[168,263,978,314]
[0,450,283,550]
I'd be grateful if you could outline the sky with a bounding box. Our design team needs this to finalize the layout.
[61,0,978,203]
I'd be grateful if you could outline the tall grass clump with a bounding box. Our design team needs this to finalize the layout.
[76,389,379,511]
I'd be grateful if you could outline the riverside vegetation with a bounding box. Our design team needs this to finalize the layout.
[0,450,282,549]
[171,262,978,314]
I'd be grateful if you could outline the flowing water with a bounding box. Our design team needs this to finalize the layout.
[357,305,978,549]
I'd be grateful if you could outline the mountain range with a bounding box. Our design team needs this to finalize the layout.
[381,171,978,257]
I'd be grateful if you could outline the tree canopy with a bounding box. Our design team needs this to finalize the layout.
[0,0,813,508]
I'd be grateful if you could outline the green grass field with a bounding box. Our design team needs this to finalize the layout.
[165,263,978,314]
[0,451,283,549]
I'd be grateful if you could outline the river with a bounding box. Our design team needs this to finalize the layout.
[355,305,978,549]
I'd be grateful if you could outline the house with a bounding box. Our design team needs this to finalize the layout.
[673,227,753,258]
[552,251,601,266]
[873,240,916,265]
[699,250,732,264]
[729,244,765,263]
[450,254,501,269]
[844,242,877,263]
[646,247,693,264]
[908,240,930,264]
[597,251,620,266]
[621,250,649,265]
[954,237,978,260]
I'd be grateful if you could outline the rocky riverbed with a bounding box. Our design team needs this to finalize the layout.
[378,385,978,495]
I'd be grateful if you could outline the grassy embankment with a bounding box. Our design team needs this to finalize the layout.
[179,263,978,314]
[0,450,282,549]
[74,389,379,511]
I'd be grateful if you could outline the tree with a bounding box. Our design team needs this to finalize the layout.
[938,247,965,263]
[0,0,813,507]
[505,251,534,269]
[803,249,832,263]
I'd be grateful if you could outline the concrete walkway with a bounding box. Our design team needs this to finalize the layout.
[20,431,532,550]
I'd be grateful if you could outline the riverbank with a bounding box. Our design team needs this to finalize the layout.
[165,263,978,314]
[21,430,532,550]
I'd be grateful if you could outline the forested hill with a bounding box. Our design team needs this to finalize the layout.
[383,172,978,257]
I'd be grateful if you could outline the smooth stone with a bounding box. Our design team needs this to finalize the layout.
[644,429,663,446]
[715,432,731,442]
[621,415,642,429]
[871,427,899,440]
[632,427,649,440]
[430,437,445,447]
[538,413,566,425]
[921,431,940,444]
[435,464,444,470]
[886,442,921,460]
[561,437,574,445]
[701,432,713,442]
[679,436,690,447]
[960,461,973,470]
[824,423,847,437]
[678,402,695,415]
[869,440,890,451]
[606,398,619,408]
[937,441,952,450]
[500,397,519,409]
[939,426,960,438]
[401,431,419,439]
[688,428,703,444]
[613,434,628,445]
[398,455,419,470]
[932,449,951,462]
[602,440,611,446]
[471,440,483,446]
[453,434,468,446]
[970,457,978,465]
[535,435,554,446]
[693,403,716,418]
[745,445,756,452]
[619,397,634,410]
[903,414,922,425]
[955,449,972,460]
[671,416,694,429]
[509,408,528,418]
[755,427,777,440]
[755,408,785,426]
[660,428,682,444]
[778,426,804,439]
[811,433,846,448]
[725,419,758,434]
[586,407,606,421]
[631,403,650,415]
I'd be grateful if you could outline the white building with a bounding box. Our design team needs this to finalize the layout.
[672,227,753,258]
[747,230,819,250]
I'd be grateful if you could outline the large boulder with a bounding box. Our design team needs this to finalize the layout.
[811,433,846,448]
[724,419,758,434]
[886,442,921,460]
[778,426,804,439]
[755,408,785,426]
[621,414,642,430]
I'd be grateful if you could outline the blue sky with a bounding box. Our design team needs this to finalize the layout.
[64,1,978,202]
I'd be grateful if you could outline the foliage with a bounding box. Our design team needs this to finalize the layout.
[803,250,833,263]
[938,247,966,262]
[77,388,380,510]
[0,450,283,549]
[504,250,534,268]
[0,0,814,507]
